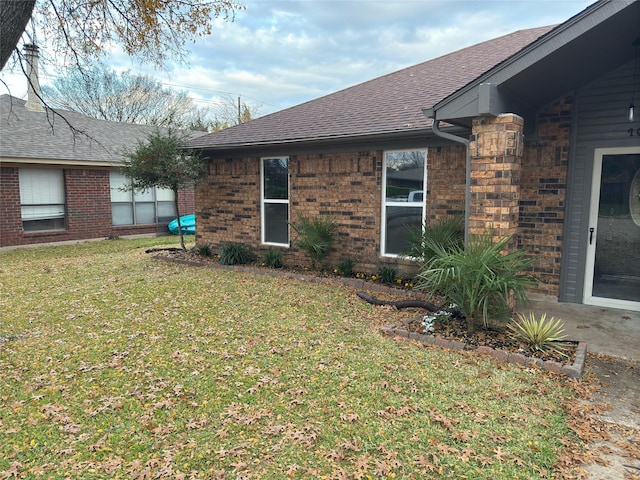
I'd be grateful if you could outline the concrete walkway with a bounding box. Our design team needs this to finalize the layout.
[523,293,640,362]
[522,294,640,479]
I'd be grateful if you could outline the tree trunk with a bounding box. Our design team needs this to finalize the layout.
[173,187,186,251]
[0,0,36,71]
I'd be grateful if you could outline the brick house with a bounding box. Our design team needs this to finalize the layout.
[187,0,640,312]
[0,48,196,248]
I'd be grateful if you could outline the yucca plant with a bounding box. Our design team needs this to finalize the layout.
[507,312,569,357]
[402,215,464,262]
[414,231,538,333]
[290,212,337,270]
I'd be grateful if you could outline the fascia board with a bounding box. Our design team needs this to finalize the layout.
[0,156,117,168]
[431,0,630,121]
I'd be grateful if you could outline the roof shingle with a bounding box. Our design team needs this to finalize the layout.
[0,95,171,164]
[187,25,554,149]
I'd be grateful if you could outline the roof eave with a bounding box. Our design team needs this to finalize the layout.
[429,0,634,123]
[0,156,118,167]
[189,123,470,157]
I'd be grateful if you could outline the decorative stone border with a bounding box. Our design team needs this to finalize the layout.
[381,318,587,378]
[155,253,587,378]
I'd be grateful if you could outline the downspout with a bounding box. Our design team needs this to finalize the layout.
[425,113,471,246]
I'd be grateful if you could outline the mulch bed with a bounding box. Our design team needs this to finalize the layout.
[397,314,578,365]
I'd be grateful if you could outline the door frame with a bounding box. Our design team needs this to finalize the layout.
[584,146,640,310]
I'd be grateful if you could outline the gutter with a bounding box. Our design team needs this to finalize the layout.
[423,111,471,246]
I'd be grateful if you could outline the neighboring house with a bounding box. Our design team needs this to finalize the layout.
[187,0,640,312]
[0,48,196,248]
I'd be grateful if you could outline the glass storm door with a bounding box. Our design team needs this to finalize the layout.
[584,148,640,310]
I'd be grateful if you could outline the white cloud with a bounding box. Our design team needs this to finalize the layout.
[0,0,594,116]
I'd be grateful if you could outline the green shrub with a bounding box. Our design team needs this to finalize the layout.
[414,232,538,333]
[377,266,397,284]
[507,312,569,357]
[262,248,283,269]
[290,212,336,269]
[219,242,256,265]
[403,215,464,262]
[196,243,213,257]
[336,257,355,277]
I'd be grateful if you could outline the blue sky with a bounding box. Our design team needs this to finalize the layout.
[1,0,594,117]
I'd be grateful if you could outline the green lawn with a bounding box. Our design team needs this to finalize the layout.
[0,237,579,479]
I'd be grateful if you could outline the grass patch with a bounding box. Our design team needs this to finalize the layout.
[0,237,579,478]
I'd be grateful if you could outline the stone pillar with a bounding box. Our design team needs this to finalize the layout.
[469,114,524,245]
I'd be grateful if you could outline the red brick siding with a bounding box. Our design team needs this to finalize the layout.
[425,145,466,222]
[196,149,469,275]
[470,114,524,245]
[196,152,387,272]
[195,104,571,293]
[290,152,382,271]
[0,166,195,248]
[0,167,23,247]
[519,97,571,295]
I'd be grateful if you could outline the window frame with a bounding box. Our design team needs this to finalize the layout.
[19,168,67,232]
[109,171,176,226]
[380,148,427,257]
[261,156,290,247]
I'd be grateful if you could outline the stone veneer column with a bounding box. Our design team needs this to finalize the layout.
[469,114,524,245]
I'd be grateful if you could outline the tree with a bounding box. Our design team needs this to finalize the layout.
[121,130,206,250]
[211,95,261,130]
[41,63,261,131]
[0,1,35,71]
[42,63,212,129]
[0,0,243,73]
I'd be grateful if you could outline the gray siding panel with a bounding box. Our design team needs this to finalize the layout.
[560,60,640,302]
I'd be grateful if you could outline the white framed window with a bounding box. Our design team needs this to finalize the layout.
[261,157,289,246]
[109,171,176,226]
[19,168,66,232]
[381,149,427,256]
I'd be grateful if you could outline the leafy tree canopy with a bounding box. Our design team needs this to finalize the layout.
[1,0,244,72]
[122,129,205,193]
[121,129,206,250]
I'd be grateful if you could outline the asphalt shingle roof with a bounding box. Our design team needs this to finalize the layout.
[0,95,165,164]
[187,25,554,150]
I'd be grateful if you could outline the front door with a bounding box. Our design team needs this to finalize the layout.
[584,147,640,310]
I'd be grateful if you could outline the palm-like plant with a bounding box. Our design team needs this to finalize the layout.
[414,232,538,333]
[403,215,464,262]
[290,212,337,270]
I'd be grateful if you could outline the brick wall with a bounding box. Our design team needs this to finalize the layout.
[425,145,466,222]
[196,152,388,273]
[290,151,382,271]
[0,167,22,247]
[0,165,195,248]
[195,110,571,293]
[469,114,524,244]
[195,157,261,246]
[65,169,112,239]
[519,97,572,295]
[196,148,471,275]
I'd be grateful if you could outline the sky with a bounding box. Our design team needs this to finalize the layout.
[0,0,595,118]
